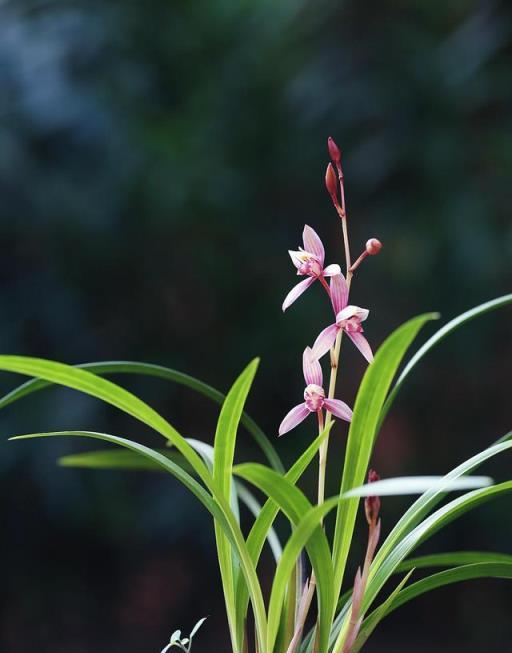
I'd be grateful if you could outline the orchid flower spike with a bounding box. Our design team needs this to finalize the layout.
[278,347,352,436]
[282,225,341,311]
[311,274,373,363]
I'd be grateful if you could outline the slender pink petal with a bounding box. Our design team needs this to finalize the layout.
[330,273,348,314]
[311,323,339,360]
[302,225,325,266]
[324,398,353,422]
[347,331,373,363]
[278,403,309,436]
[336,305,369,324]
[322,263,341,277]
[282,277,315,311]
[302,346,323,386]
[288,249,304,271]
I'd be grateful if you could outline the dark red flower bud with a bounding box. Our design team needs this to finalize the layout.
[368,469,380,483]
[365,238,382,256]
[325,162,338,200]
[365,469,381,526]
[327,136,341,165]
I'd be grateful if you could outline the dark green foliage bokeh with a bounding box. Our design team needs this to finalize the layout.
[0,1,511,651]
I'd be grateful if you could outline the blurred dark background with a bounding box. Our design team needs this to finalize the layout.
[0,0,511,651]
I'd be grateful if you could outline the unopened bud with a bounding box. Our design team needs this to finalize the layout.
[365,238,382,256]
[325,163,338,200]
[327,136,341,165]
[364,469,381,527]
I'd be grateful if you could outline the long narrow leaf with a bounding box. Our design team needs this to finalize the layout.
[12,429,268,653]
[233,424,333,647]
[383,562,512,616]
[344,475,493,497]
[350,561,512,649]
[60,447,282,561]
[381,294,512,423]
[264,498,343,653]
[213,360,259,653]
[397,551,512,572]
[331,481,512,652]
[0,360,284,473]
[372,437,512,578]
[350,570,414,653]
[1,354,268,652]
[234,463,335,653]
[332,314,437,600]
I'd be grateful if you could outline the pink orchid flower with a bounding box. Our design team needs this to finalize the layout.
[311,274,373,363]
[278,347,353,436]
[282,225,341,311]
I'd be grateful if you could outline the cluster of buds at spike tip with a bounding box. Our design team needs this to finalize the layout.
[326,137,345,219]
[364,469,381,527]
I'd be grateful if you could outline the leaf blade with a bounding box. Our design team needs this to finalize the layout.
[0,359,283,473]
[381,294,512,423]
[332,314,437,599]
[213,359,260,653]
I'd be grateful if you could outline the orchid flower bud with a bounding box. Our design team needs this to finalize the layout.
[365,238,382,256]
[325,163,338,201]
[364,469,381,527]
[327,136,341,165]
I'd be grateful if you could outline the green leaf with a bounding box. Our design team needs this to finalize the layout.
[350,570,414,653]
[381,294,512,423]
[58,448,193,472]
[233,424,333,647]
[233,463,335,653]
[235,482,282,562]
[347,561,512,647]
[0,359,283,473]
[0,355,211,483]
[213,359,259,653]
[332,313,437,599]
[397,551,512,572]
[263,498,344,653]
[331,482,512,653]
[373,437,512,578]
[366,483,512,625]
[10,426,268,653]
[344,475,493,497]
[60,446,282,561]
[384,562,512,616]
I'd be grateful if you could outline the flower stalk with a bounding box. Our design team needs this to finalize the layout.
[280,136,382,653]
[317,138,354,509]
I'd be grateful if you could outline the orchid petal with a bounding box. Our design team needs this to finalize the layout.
[347,331,374,363]
[282,277,315,312]
[288,249,304,271]
[278,403,310,436]
[330,273,349,314]
[336,304,369,324]
[302,346,323,386]
[322,263,342,277]
[302,225,325,266]
[311,323,339,360]
[323,398,353,422]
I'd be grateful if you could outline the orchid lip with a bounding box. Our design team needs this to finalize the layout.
[304,383,325,412]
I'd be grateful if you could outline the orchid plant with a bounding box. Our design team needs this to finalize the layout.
[2,137,511,653]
